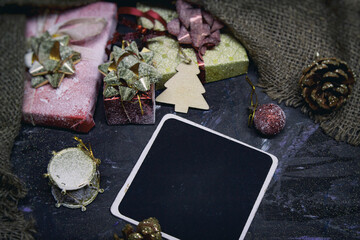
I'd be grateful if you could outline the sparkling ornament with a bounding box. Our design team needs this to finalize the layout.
[116,217,162,240]
[246,76,286,136]
[253,103,286,136]
[44,137,103,211]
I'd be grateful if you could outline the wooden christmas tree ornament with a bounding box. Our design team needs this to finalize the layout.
[156,62,209,113]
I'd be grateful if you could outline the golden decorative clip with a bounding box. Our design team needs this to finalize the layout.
[245,76,258,127]
[179,47,192,64]
[73,136,101,165]
[137,94,144,115]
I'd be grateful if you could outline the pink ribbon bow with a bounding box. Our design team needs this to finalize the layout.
[167,0,224,55]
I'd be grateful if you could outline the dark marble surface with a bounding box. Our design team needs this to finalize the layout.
[11,63,360,239]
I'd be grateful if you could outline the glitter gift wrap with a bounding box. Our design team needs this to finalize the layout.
[137,3,249,89]
[104,84,155,125]
[99,41,160,125]
[22,2,117,132]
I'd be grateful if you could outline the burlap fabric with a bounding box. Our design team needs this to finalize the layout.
[190,0,360,146]
[0,1,96,239]
[0,14,36,240]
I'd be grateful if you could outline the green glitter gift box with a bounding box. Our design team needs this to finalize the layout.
[137,3,249,89]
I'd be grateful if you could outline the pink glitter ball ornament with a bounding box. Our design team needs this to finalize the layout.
[253,103,286,136]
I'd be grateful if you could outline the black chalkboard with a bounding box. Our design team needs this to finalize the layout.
[111,114,278,240]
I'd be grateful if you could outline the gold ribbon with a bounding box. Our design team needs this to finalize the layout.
[74,136,101,166]
[179,46,192,64]
[246,76,258,127]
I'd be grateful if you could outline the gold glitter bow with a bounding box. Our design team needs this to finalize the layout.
[26,17,108,89]
[98,41,161,114]
[26,31,81,88]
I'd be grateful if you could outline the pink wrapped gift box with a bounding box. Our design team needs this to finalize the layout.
[22,2,117,132]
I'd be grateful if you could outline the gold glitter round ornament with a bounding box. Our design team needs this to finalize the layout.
[47,147,96,191]
[44,138,103,211]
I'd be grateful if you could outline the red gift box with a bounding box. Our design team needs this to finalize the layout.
[22,2,117,132]
[104,84,155,125]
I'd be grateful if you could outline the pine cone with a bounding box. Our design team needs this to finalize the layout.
[299,57,355,112]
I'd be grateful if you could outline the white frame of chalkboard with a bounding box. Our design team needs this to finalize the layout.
[111,114,278,240]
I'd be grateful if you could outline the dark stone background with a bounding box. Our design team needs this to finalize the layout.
[10,4,360,239]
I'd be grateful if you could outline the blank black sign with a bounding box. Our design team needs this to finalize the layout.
[112,115,277,240]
